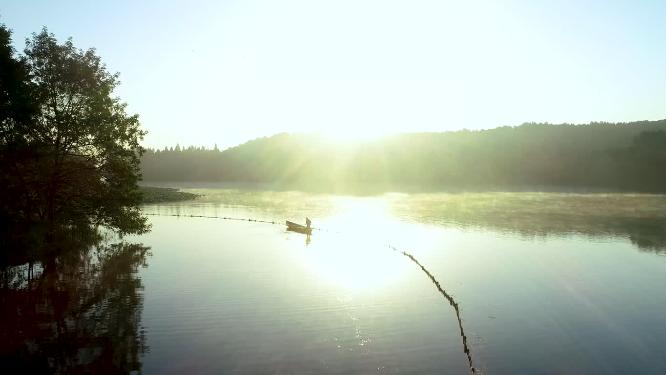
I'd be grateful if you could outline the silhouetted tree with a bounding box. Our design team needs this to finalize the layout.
[0,27,147,234]
[611,130,666,190]
[0,24,36,146]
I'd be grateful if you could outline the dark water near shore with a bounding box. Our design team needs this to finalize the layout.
[3,190,666,374]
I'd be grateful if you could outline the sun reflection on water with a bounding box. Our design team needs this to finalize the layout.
[297,197,414,291]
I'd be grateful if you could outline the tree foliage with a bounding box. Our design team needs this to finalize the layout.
[0,25,36,146]
[0,26,147,234]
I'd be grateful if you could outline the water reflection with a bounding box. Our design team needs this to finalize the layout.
[300,234,410,291]
[136,190,666,373]
[145,190,666,254]
[294,198,420,292]
[389,245,477,374]
[390,192,666,254]
[0,228,149,374]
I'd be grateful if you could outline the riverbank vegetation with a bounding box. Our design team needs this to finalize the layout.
[140,186,198,204]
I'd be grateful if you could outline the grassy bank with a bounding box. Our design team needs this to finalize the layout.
[140,186,199,203]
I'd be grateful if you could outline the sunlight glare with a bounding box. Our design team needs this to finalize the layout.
[299,197,414,291]
[318,129,393,144]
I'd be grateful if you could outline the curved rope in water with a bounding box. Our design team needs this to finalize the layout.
[143,212,477,373]
[388,245,477,373]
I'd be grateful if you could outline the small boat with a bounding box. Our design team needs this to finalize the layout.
[286,220,312,235]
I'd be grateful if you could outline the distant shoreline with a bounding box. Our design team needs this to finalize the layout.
[140,186,199,204]
[141,121,666,194]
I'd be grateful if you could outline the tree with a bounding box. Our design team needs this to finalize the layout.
[0,27,147,234]
[0,24,39,228]
[0,25,36,146]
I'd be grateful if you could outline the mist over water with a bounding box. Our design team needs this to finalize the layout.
[5,188,666,374]
[133,189,666,374]
[4,188,666,373]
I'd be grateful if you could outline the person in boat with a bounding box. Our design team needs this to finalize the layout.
[306,217,311,229]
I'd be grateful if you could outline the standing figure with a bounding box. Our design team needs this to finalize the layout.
[306,217,311,229]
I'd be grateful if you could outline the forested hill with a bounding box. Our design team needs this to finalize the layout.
[141,120,666,192]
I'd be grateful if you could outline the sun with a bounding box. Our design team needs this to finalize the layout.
[319,129,394,144]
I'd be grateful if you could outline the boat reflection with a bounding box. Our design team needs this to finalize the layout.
[286,220,313,247]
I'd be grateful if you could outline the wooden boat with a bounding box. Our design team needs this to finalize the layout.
[286,220,312,235]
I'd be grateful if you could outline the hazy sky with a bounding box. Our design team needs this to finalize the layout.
[2,0,665,149]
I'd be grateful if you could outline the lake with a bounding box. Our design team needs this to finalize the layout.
[3,189,666,374]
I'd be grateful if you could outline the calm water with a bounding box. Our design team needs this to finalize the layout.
[3,189,666,374]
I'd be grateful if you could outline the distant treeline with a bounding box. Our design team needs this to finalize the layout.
[141,120,666,192]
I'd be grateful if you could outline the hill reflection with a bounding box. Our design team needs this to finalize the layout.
[390,192,666,254]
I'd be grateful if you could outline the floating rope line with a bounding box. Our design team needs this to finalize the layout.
[389,245,477,374]
[143,212,281,225]
[143,211,477,373]
[143,212,330,231]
